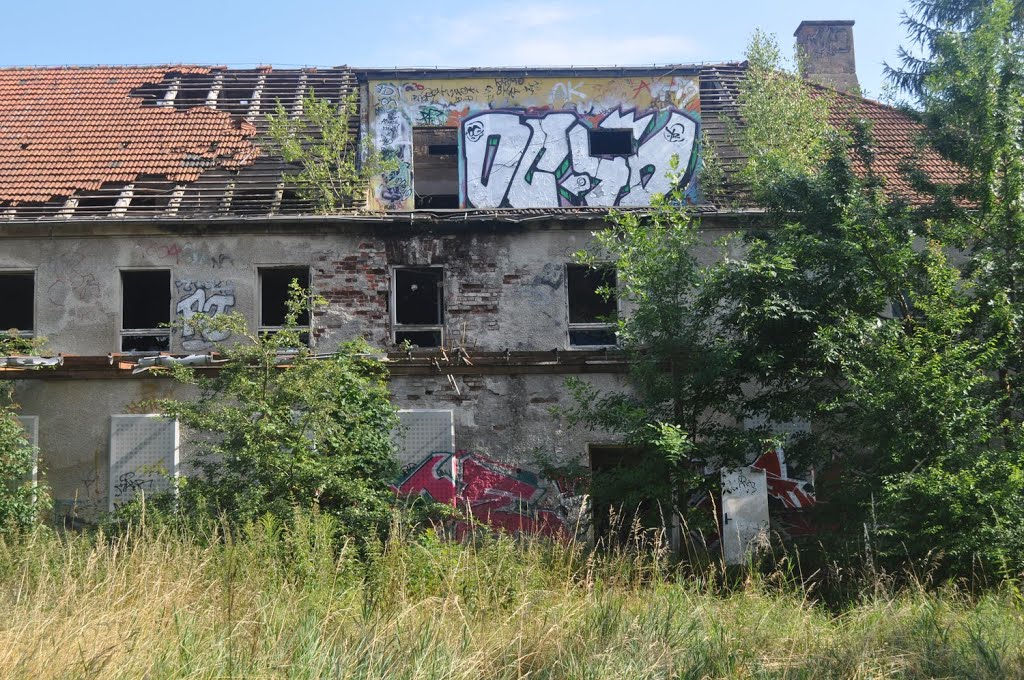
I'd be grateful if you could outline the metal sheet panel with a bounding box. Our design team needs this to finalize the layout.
[721,466,769,565]
[392,410,456,505]
[108,415,179,511]
[393,409,455,464]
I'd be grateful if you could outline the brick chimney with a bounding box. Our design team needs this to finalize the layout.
[794,20,858,93]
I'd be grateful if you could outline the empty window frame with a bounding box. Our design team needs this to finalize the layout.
[121,270,170,352]
[567,264,617,346]
[393,267,444,347]
[589,128,633,156]
[0,271,34,336]
[259,267,311,344]
[413,128,460,209]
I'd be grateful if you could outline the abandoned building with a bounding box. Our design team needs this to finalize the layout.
[0,20,956,544]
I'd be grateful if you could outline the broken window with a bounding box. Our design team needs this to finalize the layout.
[567,264,617,347]
[393,267,444,347]
[259,267,311,345]
[121,270,170,352]
[413,128,460,209]
[589,128,633,156]
[588,444,669,545]
[0,272,34,335]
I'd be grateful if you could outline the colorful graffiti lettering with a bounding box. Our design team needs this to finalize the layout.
[751,448,815,510]
[392,450,585,538]
[175,279,236,349]
[367,75,702,210]
[460,107,699,208]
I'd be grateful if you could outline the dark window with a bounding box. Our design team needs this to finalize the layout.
[394,267,444,347]
[429,144,459,155]
[567,265,617,346]
[589,444,670,545]
[121,270,170,352]
[260,267,310,328]
[414,128,460,209]
[0,273,34,333]
[589,128,633,156]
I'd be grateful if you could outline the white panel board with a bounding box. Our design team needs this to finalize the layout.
[109,415,179,511]
[16,415,38,485]
[721,467,769,565]
[393,409,455,466]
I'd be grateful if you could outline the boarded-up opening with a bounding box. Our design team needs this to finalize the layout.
[0,272,34,333]
[121,270,170,352]
[567,265,616,346]
[413,128,460,209]
[393,267,444,347]
[109,415,179,511]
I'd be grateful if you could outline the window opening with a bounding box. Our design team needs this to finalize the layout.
[121,270,170,352]
[0,272,34,335]
[588,444,668,545]
[259,267,311,345]
[393,267,444,347]
[413,128,460,209]
[589,128,633,156]
[567,264,617,346]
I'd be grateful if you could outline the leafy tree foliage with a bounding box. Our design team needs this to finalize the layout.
[156,284,399,536]
[0,334,47,537]
[570,24,1024,577]
[266,92,392,213]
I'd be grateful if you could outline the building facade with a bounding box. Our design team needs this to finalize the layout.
[0,21,923,535]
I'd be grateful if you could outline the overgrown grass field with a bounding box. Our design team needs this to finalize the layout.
[0,514,1021,679]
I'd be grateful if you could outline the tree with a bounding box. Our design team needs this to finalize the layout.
[266,92,391,213]
[155,284,399,537]
[567,28,1024,578]
[0,334,47,537]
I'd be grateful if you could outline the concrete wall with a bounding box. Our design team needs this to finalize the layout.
[2,219,732,524]
[367,74,702,210]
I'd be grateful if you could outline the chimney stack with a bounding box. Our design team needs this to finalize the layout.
[794,20,858,94]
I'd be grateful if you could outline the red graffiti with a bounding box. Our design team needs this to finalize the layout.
[392,451,577,538]
[751,448,816,509]
[631,79,652,98]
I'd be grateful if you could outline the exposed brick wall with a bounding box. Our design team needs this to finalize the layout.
[312,240,390,346]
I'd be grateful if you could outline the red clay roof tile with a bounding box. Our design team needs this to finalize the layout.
[0,66,259,205]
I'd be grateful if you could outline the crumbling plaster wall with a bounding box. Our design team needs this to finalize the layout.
[2,218,734,521]
[0,223,726,355]
[12,370,624,522]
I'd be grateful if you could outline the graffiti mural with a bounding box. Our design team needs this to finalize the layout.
[392,450,586,538]
[460,107,698,208]
[367,75,702,210]
[751,448,816,510]
[175,279,236,350]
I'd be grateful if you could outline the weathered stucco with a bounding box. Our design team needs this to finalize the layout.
[1,220,730,521]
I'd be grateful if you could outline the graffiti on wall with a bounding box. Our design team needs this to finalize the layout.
[175,279,236,350]
[368,75,701,210]
[392,450,586,538]
[460,107,698,208]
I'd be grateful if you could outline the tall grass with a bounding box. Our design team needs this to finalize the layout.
[0,512,1021,679]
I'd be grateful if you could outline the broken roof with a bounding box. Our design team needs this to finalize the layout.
[0,62,962,221]
[0,65,357,220]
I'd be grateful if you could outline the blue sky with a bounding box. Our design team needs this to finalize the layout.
[1,0,912,99]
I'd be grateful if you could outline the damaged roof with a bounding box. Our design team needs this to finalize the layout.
[0,63,962,221]
[0,65,357,219]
